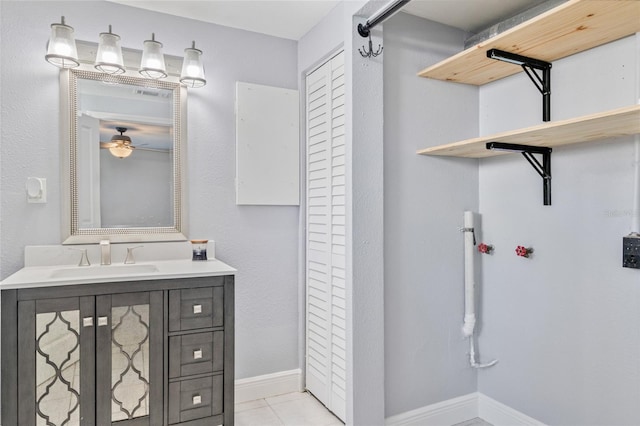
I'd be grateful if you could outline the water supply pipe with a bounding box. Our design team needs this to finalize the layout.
[462,211,498,369]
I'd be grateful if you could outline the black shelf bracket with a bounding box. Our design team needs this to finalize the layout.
[486,142,552,206]
[486,49,552,122]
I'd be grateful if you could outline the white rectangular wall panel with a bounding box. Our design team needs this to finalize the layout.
[236,82,299,205]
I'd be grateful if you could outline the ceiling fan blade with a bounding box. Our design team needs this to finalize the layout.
[100,142,117,148]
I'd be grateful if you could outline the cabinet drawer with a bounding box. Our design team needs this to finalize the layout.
[168,375,223,424]
[169,286,224,332]
[169,331,224,378]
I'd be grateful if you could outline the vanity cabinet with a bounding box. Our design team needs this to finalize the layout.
[1,275,234,426]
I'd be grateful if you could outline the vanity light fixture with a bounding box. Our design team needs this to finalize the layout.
[95,25,125,75]
[44,19,207,88]
[139,33,168,79]
[45,16,79,68]
[180,41,206,88]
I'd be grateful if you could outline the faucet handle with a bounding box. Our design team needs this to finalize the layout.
[124,245,144,264]
[69,248,90,267]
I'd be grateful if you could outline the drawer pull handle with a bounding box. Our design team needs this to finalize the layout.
[193,349,203,360]
[193,304,202,314]
[192,394,202,405]
[83,317,93,327]
[98,316,109,327]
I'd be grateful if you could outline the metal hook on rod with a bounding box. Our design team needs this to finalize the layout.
[358,33,383,58]
[356,0,411,58]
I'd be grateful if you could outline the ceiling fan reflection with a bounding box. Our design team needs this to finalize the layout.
[100,126,136,158]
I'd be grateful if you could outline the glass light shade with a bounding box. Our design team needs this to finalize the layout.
[95,25,125,75]
[139,33,167,79]
[109,145,133,158]
[45,16,79,68]
[180,41,206,88]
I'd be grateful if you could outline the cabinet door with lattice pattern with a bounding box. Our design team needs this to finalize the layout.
[18,296,95,426]
[95,291,163,425]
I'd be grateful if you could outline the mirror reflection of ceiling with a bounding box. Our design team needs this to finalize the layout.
[99,121,172,152]
[78,78,173,150]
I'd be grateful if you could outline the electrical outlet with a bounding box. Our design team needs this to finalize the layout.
[622,234,640,269]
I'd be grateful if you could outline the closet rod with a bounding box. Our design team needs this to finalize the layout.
[357,0,412,37]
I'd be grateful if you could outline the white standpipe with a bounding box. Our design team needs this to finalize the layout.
[462,211,477,338]
[462,211,497,369]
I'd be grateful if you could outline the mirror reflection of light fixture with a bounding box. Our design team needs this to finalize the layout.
[109,145,133,158]
[180,41,206,88]
[139,33,167,79]
[45,16,79,68]
[107,127,134,158]
[95,25,125,75]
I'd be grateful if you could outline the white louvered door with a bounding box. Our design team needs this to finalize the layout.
[305,51,346,422]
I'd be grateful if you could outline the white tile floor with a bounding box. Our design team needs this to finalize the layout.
[235,392,493,426]
[235,392,343,426]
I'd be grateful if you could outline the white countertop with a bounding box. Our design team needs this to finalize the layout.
[0,259,237,289]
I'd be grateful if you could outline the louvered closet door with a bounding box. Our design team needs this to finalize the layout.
[305,50,346,422]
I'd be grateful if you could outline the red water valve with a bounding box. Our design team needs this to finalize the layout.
[478,243,494,254]
[515,246,533,258]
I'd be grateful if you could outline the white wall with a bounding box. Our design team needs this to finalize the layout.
[478,35,640,424]
[0,0,299,380]
[383,12,479,417]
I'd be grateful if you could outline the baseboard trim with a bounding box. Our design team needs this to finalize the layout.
[385,392,546,426]
[235,369,303,403]
[385,393,479,426]
[234,371,546,426]
[479,394,546,426]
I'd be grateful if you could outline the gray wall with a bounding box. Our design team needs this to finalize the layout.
[0,0,299,380]
[383,12,480,417]
[478,35,640,424]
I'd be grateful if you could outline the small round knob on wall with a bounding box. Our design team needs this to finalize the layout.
[515,246,534,258]
[478,243,494,254]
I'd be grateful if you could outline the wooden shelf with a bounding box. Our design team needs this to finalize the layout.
[417,105,640,158]
[417,0,640,85]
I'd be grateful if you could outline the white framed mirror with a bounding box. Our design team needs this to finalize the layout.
[61,69,188,244]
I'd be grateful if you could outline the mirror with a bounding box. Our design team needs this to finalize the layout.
[61,69,187,243]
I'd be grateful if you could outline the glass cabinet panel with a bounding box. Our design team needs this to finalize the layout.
[96,291,162,425]
[35,310,81,426]
[110,304,150,421]
[18,292,161,426]
[19,296,93,426]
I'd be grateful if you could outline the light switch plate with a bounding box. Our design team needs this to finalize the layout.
[26,177,46,203]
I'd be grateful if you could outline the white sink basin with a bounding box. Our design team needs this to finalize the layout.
[50,264,159,279]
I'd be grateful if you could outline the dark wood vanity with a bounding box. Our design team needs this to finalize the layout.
[1,275,234,426]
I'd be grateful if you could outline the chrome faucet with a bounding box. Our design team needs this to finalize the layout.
[100,240,111,265]
[124,245,143,264]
